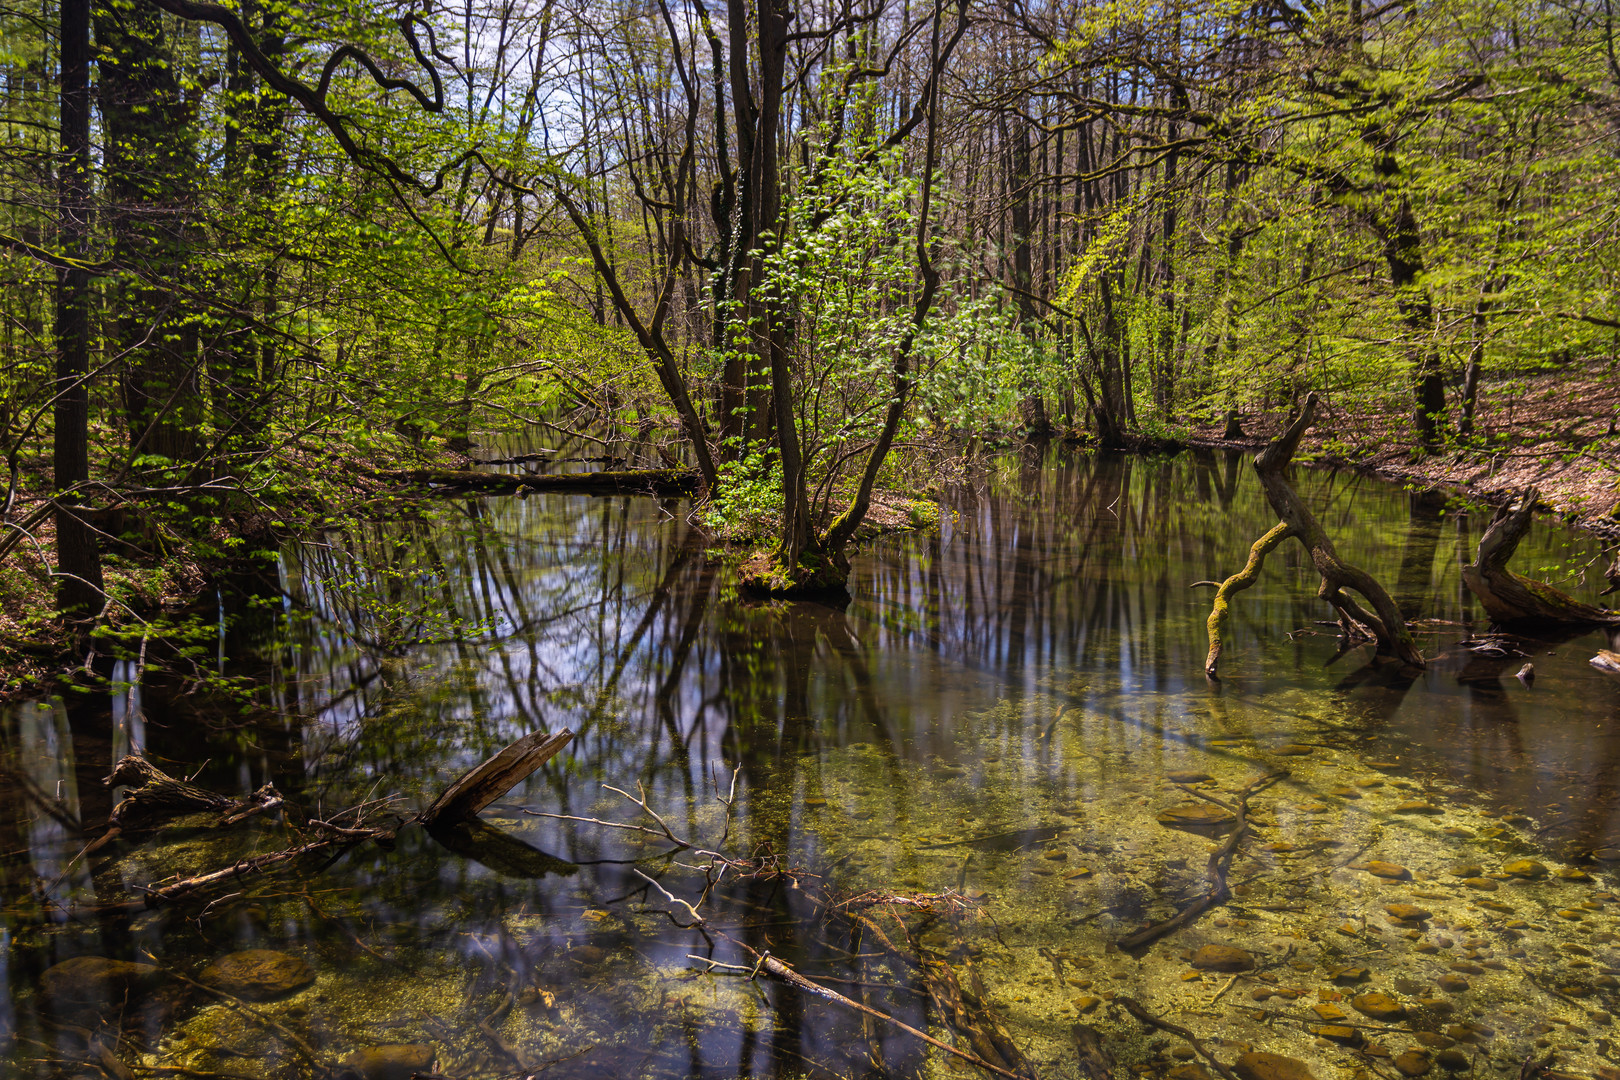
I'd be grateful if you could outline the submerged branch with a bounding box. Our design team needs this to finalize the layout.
[1116,771,1286,952]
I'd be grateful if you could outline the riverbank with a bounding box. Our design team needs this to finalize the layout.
[1186,363,1620,541]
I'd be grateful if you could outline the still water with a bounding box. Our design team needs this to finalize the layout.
[6,448,1620,1079]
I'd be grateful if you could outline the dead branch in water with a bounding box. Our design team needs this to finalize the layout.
[418,728,573,827]
[1116,771,1287,952]
[1203,392,1425,675]
[1114,996,1239,1080]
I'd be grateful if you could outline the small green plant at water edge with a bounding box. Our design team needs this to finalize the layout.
[701,451,783,542]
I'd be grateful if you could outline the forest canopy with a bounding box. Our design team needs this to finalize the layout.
[2,0,1618,632]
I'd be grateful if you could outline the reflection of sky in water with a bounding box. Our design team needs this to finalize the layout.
[3,448,1620,1077]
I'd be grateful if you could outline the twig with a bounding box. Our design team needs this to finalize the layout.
[1115,996,1239,1080]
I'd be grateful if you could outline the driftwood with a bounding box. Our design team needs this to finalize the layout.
[1461,489,1620,627]
[56,729,574,916]
[1117,771,1286,952]
[418,728,573,827]
[375,468,698,498]
[1202,393,1424,676]
[54,759,286,886]
[107,756,235,827]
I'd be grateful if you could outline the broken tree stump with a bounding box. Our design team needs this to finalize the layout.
[1461,488,1620,628]
[418,729,573,828]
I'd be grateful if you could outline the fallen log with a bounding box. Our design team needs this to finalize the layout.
[374,468,699,498]
[1203,392,1425,675]
[1461,488,1620,628]
[418,728,573,827]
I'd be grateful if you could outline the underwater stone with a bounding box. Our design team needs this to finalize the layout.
[1435,1050,1470,1071]
[1166,771,1213,784]
[1503,860,1549,879]
[1366,861,1412,880]
[1396,801,1441,814]
[1557,867,1593,881]
[337,1045,437,1080]
[1351,992,1408,1021]
[40,957,162,1008]
[1449,864,1484,877]
[1234,1052,1318,1080]
[199,949,315,1001]
[1413,1033,1455,1049]
[1157,804,1236,830]
[1463,878,1498,891]
[1386,904,1432,921]
[1435,975,1470,993]
[1189,945,1255,972]
[1394,1051,1432,1077]
[1312,1025,1361,1044]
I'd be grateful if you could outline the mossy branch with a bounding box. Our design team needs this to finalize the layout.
[1203,521,1294,678]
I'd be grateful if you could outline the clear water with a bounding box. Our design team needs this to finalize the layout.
[6,447,1620,1079]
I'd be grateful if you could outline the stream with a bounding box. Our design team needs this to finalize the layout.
[5,446,1620,1080]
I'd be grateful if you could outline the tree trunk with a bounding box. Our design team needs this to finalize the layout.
[53,0,104,618]
[1204,392,1426,673]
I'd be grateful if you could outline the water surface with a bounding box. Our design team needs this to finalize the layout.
[6,448,1620,1079]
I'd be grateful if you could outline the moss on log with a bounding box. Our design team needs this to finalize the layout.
[1203,521,1294,678]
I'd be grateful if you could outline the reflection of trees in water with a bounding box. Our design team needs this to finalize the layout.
[6,450,1620,1077]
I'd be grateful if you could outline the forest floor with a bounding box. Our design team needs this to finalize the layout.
[1185,358,1620,540]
